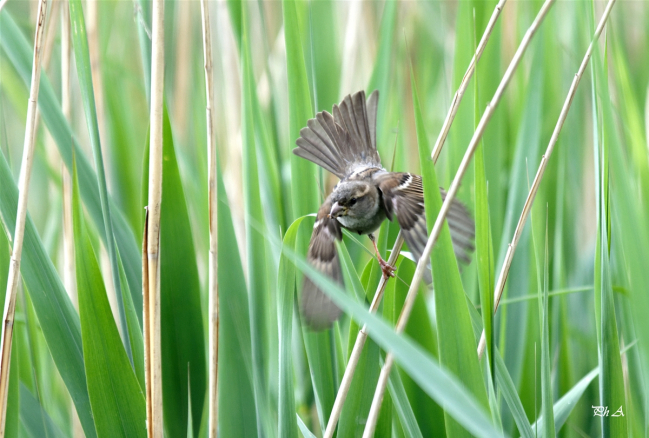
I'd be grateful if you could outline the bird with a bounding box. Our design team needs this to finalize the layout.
[293,90,475,330]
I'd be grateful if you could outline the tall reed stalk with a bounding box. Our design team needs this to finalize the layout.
[0,0,49,434]
[200,0,219,436]
[145,0,165,435]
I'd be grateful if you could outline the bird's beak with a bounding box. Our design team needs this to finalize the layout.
[329,201,344,218]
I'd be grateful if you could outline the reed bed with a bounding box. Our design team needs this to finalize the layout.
[0,1,647,437]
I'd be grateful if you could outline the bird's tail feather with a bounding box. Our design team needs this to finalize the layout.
[293,90,381,178]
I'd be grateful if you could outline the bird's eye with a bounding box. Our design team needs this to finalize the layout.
[349,198,357,206]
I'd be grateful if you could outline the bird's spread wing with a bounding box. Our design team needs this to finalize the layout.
[376,172,475,280]
[293,90,382,179]
[301,199,344,330]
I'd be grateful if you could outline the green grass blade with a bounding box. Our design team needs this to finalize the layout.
[116,248,145,391]
[216,159,258,437]
[134,0,152,103]
[608,18,649,434]
[157,105,206,436]
[270,238,502,438]
[68,0,131,359]
[590,20,627,436]
[0,11,143,321]
[530,209,555,438]
[278,217,310,438]
[309,0,340,111]
[532,368,599,435]
[0,147,96,438]
[241,9,274,436]
[466,275,533,438]
[71,157,146,437]
[411,59,490,436]
[283,1,336,432]
[283,0,318,219]
[494,352,535,438]
[385,339,424,438]
[19,384,66,438]
[368,0,396,140]
[391,258,446,437]
[297,414,317,438]
[337,246,382,438]
[473,51,496,402]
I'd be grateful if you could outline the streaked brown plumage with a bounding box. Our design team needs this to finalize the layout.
[294,90,475,330]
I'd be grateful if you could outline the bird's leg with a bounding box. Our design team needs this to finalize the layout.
[368,233,395,279]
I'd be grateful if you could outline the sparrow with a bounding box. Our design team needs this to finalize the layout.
[293,90,475,330]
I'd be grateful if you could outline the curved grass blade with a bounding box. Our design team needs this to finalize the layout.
[532,368,599,435]
[71,158,146,437]
[412,60,490,436]
[264,230,502,438]
[0,149,96,438]
[297,414,317,438]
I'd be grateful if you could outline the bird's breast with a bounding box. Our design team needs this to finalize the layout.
[336,208,386,235]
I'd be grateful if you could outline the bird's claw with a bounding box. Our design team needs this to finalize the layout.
[378,258,396,279]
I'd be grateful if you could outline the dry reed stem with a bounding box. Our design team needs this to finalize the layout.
[430,0,507,163]
[145,0,164,435]
[477,0,617,359]
[142,213,152,437]
[323,232,404,438]
[200,0,219,436]
[0,0,49,434]
[363,0,556,434]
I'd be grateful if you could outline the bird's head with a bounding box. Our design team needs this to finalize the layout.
[329,181,377,219]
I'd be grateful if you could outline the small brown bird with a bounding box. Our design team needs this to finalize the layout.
[293,90,475,330]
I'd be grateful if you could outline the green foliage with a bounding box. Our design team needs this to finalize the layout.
[1,1,646,436]
[72,159,146,437]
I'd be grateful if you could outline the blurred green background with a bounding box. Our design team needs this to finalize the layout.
[1,0,648,437]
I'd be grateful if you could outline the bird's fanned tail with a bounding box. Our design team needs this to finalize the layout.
[293,90,381,179]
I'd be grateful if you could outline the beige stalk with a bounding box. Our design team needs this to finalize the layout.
[145,0,165,435]
[0,0,49,434]
[200,0,219,436]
